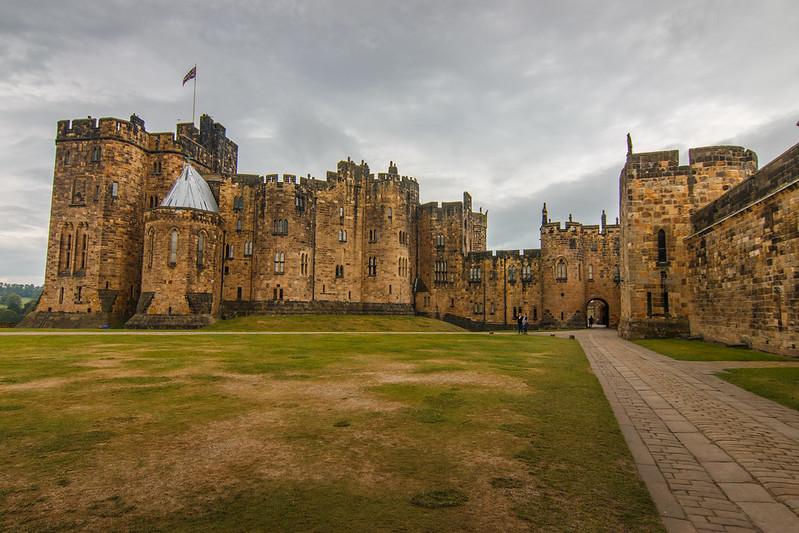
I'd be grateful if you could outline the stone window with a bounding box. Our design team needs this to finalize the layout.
[387,207,393,221]
[71,179,86,205]
[76,286,83,303]
[63,150,71,166]
[273,219,288,235]
[398,257,408,277]
[153,160,162,175]
[522,264,533,282]
[168,229,178,266]
[59,286,64,304]
[368,229,379,243]
[469,266,481,282]
[233,196,244,211]
[237,287,242,300]
[339,229,347,242]
[508,266,516,283]
[588,264,594,281]
[339,207,345,222]
[555,259,567,281]
[77,229,88,271]
[196,232,205,269]
[236,218,243,232]
[657,229,667,263]
[90,146,101,163]
[613,264,620,282]
[295,194,305,213]
[533,306,538,321]
[300,253,309,275]
[646,292,653,317]
[147,229,155,269]
[434,261,448,282]
[59,226,73,274]
[244,241,253,257]
[335,265,344,278]
[368,256,377,277]
[274,252,285,274]
[489,302,495,314]
[569,238,576,250]
[225,244,234,259]
[435,234,445,248]
[111,181,119,198]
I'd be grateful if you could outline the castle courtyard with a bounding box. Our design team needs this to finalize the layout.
[3,322,799,531]
[0,323,663,532]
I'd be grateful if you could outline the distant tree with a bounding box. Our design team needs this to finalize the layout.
[3,293,22,313]
[0,308,20,324]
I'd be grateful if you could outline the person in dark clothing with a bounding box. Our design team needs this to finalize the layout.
[523,314,529,334]
[588,316,594,328]
[517,314,523,334]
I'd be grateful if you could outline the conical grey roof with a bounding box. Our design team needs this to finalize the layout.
[161,163,219,212]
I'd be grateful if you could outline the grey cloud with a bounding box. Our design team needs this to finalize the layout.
[2,0,799,282]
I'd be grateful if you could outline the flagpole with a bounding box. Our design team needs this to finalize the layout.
[191,64,197,126]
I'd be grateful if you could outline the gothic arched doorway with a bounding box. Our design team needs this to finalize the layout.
[586,298,609,328]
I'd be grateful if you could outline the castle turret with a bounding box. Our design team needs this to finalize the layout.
[601,209,607,233]
[541,203,548,227]
[126,164,225,328]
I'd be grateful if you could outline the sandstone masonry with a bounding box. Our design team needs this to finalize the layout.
[23,113,621,331]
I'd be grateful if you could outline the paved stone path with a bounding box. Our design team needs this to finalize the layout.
[577,329,799,533]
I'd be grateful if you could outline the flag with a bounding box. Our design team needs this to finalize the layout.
[182,66,196,86]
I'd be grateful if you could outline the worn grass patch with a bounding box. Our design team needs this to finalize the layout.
[410,489,468,508]
[0,329,663,532]
[635,338,786,361]
[719,367,799,411]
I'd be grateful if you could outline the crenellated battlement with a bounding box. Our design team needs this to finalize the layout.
[56,113,238,175]
[624,145,757,180]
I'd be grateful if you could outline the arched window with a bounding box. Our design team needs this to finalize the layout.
[387,207,393,221]
[556,259,567,281]
[236,218,243,232]
[657,229,667,263]
[368,256,377,276]
[168,229,178,266]
[274,252,285,273]
[339,229,347,242]
[588,264,594,281]
[147,229,155,269]
[244,241,253,257]
[196,232,205,269]
[59,225,73,273]
[78,229,88,271]
[508,266,516,282]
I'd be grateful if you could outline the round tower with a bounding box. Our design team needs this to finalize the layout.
[126,164,224,328]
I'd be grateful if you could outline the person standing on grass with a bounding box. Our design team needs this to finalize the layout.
[523,314,529,335]
[517,313,523,334]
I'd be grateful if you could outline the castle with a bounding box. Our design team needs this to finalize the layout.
[21,113,799,356]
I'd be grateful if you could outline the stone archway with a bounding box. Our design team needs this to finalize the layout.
[585,298,609,328]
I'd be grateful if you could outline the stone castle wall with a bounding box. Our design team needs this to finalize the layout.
[686,142,799,355]
[25,114,233,328]
[27,112,621,331]
[618,146,757,338]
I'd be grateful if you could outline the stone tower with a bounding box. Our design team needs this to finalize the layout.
[23,114,237,327]
[618,144,757,338]
[127,164,225,328]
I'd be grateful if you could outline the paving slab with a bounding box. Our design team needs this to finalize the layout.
[579,329,799,533]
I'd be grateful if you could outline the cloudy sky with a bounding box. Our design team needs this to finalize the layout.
[1,1,798,283]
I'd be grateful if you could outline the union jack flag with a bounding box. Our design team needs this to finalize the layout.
[182,66,196,86]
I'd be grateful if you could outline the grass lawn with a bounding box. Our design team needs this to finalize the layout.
[0,330,662,531]
[719,368,799,411]
[634,338,787,361]
[205,314,465,332]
